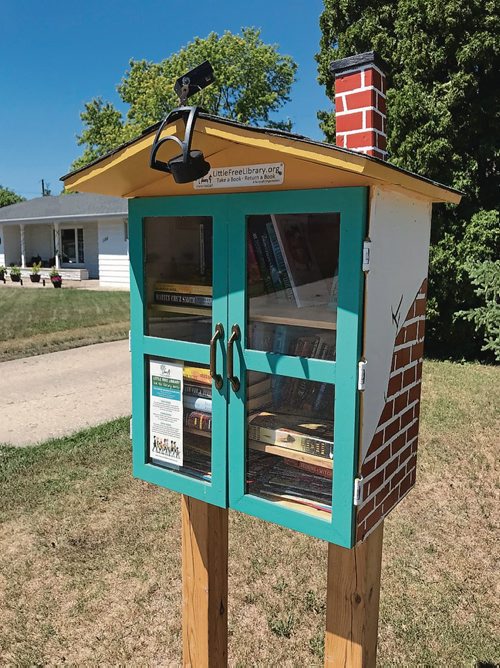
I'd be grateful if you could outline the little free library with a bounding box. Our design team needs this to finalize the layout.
[62,53,461,667]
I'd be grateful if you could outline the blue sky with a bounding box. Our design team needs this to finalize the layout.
[0,0,330,199]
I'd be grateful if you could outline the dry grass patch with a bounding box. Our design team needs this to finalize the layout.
[0,361,498,666]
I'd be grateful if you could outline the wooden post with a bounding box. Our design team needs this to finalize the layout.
[182,495,228,668]
[325,522,384,668]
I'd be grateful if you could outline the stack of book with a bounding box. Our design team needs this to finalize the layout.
[183,366,212,436]
[247,452,333,513]
[247,410,334,460]
[154,282,212,316]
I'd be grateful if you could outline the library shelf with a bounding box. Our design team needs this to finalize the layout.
[250,304,337,330]
[248,439,333,469]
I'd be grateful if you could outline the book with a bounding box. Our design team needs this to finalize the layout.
[184,382,212,400]
[184,410,212,433]
[270,214,333,308]
[151,304,210,317]
[259,229,286,300]
[247,392,272,412]
[248,377,272,399]
[155,282,212,296]
[287,459,333,480]
[249,231,274,294]
[266,221,296,304]
[154,292,212,308]
[247,411,333,459]
[184,396,212,412]
[184,366,212,386]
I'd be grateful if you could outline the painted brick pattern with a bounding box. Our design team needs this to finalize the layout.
[356,279,428,542]
[334,64,387,160]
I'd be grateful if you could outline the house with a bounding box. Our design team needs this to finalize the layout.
[0,193,129,287]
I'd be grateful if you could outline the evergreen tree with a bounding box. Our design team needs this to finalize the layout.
[317,0,499,359]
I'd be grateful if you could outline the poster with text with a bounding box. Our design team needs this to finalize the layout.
[150,360,184,467]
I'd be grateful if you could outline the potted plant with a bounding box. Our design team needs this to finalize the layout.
[30,262,41,283]
[0,265,6,281]
[10,266,21,282]
[50,266,62,288]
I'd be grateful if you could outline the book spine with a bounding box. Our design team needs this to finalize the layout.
[248,425,332,458]
[200,222,206,277]
[155,283,212,296]
[184,396,212,412]
[270,214,303,307]
[250,232,274,294]
[154,292,212,308]
[203,222,212,281]
[184,410,212,432]
[184,368,212,385]
[286,459,333,479]
[184,383,212,399]
[247,238,262,285]
[266,222,296,304]
[259,230,286,298]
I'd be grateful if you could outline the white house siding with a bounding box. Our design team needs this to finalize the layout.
[98,218,129,287]
[0,225,5,266]
[2,225,21,266]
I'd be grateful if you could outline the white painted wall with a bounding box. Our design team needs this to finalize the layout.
[98,218,129,287]
[360,187,432,462]
[2,225,21,266]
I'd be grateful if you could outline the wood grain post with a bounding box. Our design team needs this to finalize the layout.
[325,522,384,668]
[182,495,228,668]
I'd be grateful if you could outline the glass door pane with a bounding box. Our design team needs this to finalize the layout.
[148,356,214,482]
[247,213,339,360]
[61,229,77,263]
[245,371,334,518]
[144,216,213,345]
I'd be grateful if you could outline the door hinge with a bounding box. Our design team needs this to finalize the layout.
[362,239,371,272]
[354,477,364,506]
[358,359,367,391]
[129,418,133,440]
[128,330,131,352]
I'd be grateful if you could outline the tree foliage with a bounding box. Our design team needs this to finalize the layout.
[317,0,499,359]
[0,186,24,208]
[73,28,297,170]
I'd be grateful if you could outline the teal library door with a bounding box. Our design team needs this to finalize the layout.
[129,187,366,547]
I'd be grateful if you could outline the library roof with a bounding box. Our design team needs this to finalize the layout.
[61,112,461,204]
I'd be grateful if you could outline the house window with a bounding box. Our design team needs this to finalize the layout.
[61,228,84,264]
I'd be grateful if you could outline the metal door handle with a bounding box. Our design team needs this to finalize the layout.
[209,323,224,390]
[227,324,240,392]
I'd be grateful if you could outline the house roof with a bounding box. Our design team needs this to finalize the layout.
[0,193,127,223]
[61,112,461,205]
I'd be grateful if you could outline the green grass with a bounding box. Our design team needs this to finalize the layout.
[0,361,498,666]
[0,288,129,361]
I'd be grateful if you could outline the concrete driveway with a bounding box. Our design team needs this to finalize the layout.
[0,340,131,447]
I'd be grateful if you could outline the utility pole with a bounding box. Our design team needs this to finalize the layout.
[41,179,51,196]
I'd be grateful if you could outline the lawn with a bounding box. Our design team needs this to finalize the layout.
[0,288,129,361]
[0,361,498,666]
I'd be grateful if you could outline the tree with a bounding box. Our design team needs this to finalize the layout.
[317,0,499,359]
[0,186,24,208]
[73,28,297,170]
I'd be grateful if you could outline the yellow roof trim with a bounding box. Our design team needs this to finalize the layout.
[62,116,461,205]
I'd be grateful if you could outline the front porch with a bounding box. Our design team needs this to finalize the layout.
[0,220,98,280]
[18,266,90,280]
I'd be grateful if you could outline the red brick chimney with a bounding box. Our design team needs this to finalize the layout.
[330,52,387,160]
